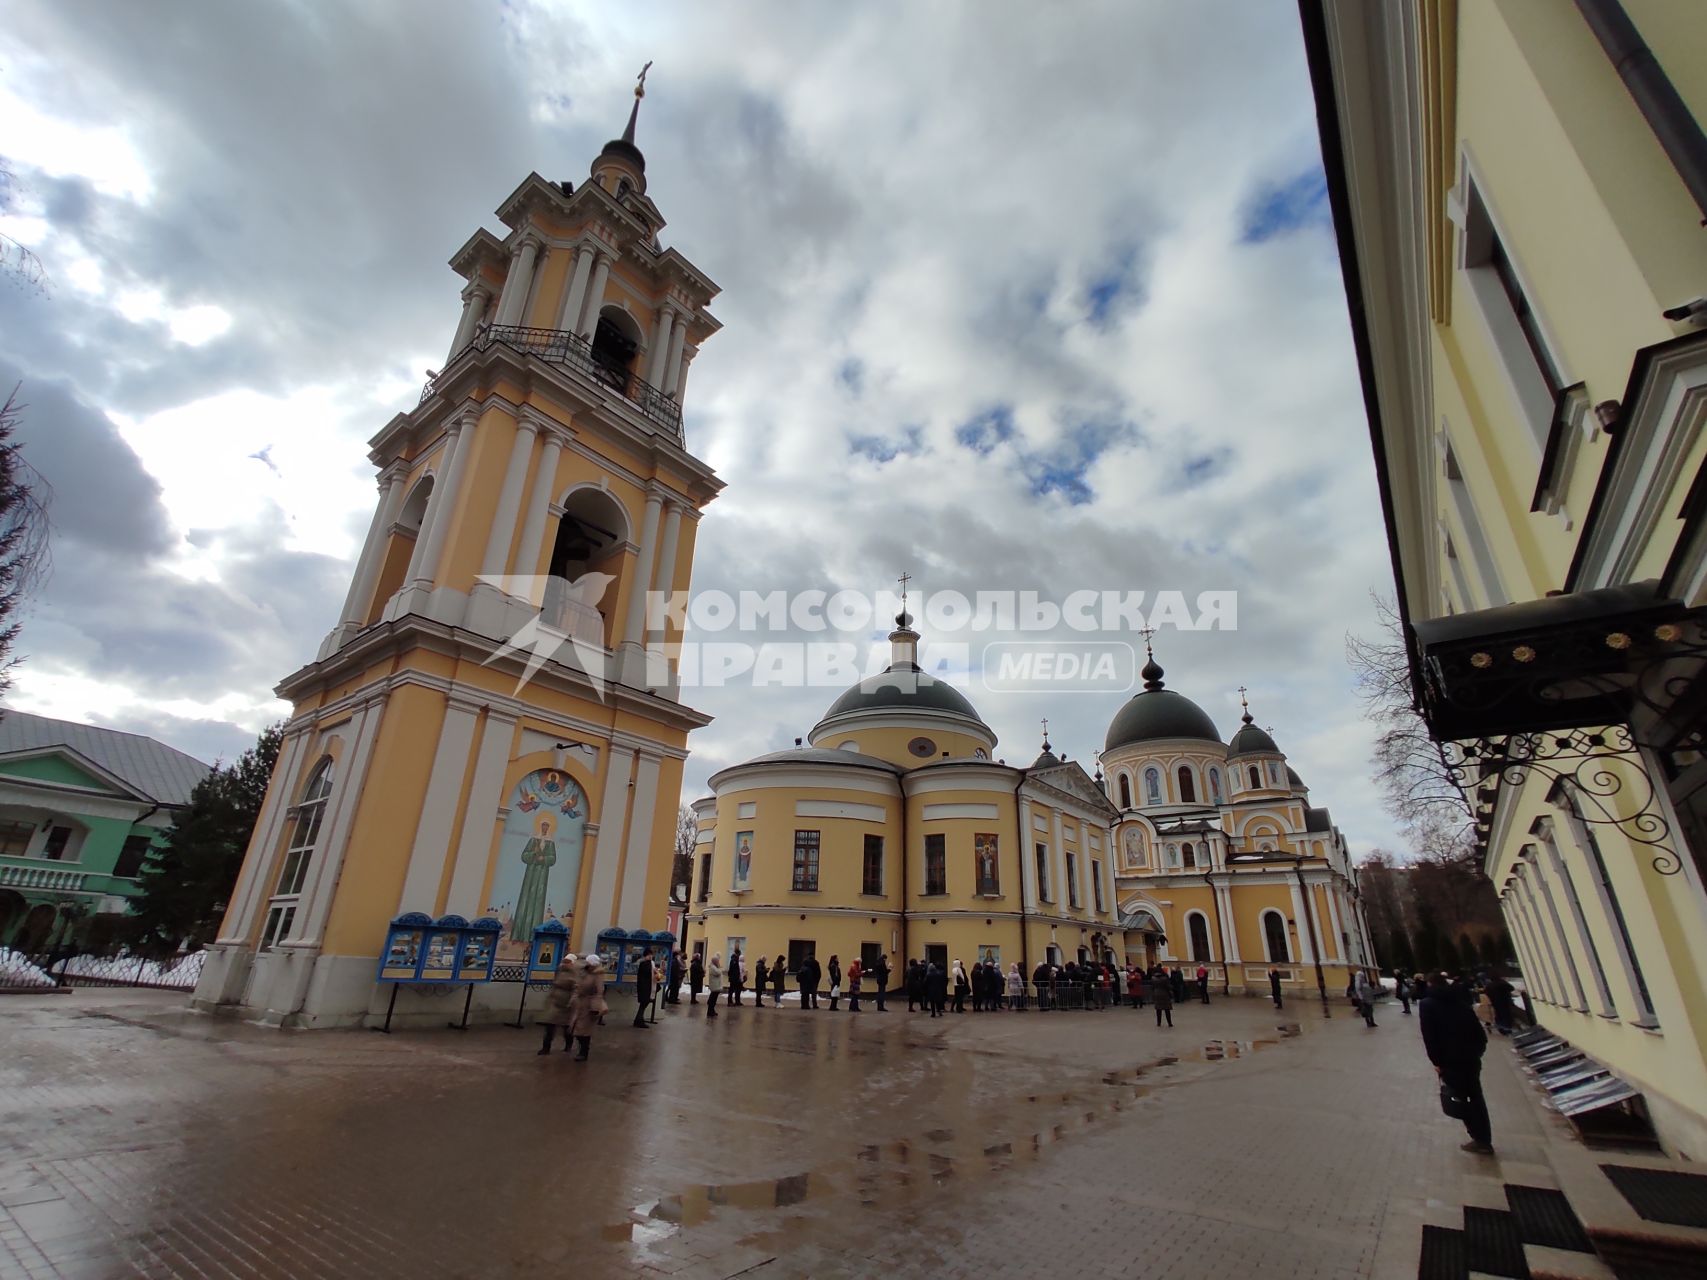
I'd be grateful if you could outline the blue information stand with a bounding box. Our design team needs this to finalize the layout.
[374,912,504,1032]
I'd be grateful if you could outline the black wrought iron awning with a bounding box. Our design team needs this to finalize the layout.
[1413,582,1706,746]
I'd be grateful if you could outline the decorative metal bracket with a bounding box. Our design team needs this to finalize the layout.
[1444,727,1682,876]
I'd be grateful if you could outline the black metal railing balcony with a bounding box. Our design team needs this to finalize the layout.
[422,324,684,437]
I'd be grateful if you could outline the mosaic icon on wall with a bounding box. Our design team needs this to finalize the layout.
[486,768,588,961]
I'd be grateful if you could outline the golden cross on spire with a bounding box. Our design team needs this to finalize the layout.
[1041,717,1049,742]
[635,60,653,99]
[897,571,910,612]
[1138,624,1157,657]
[1238,685,1249,711]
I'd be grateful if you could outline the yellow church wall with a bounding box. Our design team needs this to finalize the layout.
[522,246,571,331]
[816,724,993,768]
[637,753,686,932]
[319,685,448,955]
[1226,880,1301,966]
[436,402,520,595]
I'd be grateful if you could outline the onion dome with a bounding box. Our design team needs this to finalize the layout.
[1226,688,1280,758]
[1031,723,1061,769]
[1104,652,1220,751]
[814,608,989,732]
[1286,765,1306,791]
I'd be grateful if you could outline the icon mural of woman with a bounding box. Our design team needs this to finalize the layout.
[509,814,558,943]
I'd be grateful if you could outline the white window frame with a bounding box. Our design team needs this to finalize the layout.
[261,759,333,950]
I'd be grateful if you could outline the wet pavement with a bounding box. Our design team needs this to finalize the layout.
[0,988,1551,1278]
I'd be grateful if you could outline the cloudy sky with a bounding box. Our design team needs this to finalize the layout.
[0,1,1405,854]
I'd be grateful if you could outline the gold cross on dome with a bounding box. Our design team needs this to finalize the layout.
[1138,624,1157,656]
[636,61,652,98]
[897,571,910,610]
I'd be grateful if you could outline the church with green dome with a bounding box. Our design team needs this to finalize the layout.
[685,617,1377,998]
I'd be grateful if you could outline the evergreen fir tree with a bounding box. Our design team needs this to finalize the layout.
[126,724,283,956]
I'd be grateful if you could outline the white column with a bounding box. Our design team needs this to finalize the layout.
[289,696,387,947]
[616,753,662,925]
[448,282,489,360]
[621,492,664,649]
[675,346,696,402]
[1049,810,1069,912]
[1506,885,1554,1004]
[1018,797,1038,911]
[644,503,684,657]
[575,251,612,339]
[1515,865,1568,1004]
[1324,885,1345,962]
[1539,826,1617,1017]
[1287,879,1316,963]
[494,236,541,327]
[445,711,519,916]
[663,310,689,394]
[556,244,596,333]
[1215,882,1241,962]
[1554,802,1657,1024]
[395,699,482,914]
[479,415,539,577]
[219,729,312,944]
[409,411,477,587]
[513,430,565,593]
[1527,849,1590,1012]
[646,306,675,388]
[339,467,408,627]
[582,748,636,943]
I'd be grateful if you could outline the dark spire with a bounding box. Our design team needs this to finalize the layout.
[1139,625,1164,690]
[1238,685,1253,726]
[596,61,651,178]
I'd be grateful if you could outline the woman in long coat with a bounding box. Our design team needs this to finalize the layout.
[753,955,770,1008]
[1149,967,1174,1027]
[772,955,787,1007]
[951,960,970,1013]
[537,953,579,1054]
[1006,963,1024,1009]
[568,955,609,1060]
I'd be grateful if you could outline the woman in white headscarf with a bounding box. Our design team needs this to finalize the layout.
[951,960,970,1014]
[705,952,724,1019]
[537,953,579,1054]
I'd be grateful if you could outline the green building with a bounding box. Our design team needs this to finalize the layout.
[0,710,211,953]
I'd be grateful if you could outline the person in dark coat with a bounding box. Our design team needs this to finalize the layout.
[1196,964,1210,1005]
[1486,974,1517,1034]
[772,954,787,1007]
[906,960,923,1012]
[666,949,685,1004]
[827,955,842,1010]
[1420,973,1494,1154]
[1149,967,1173,1027]
[1169,966,1185,1005]
[688,952,705,1005]
[753,955,770,1008]
[951,960,970,1013]
[873,954,890,1011]
[1269,967,1284,1009]
[632,949,655,1028]
[926,961,947,1016]
[970,962,985,1012]
[728,947,745,1006]
[1032,961,1053,1011]
[799,953,821,1008]
[1126,965,1145,1008]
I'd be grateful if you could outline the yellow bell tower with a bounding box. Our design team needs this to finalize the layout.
[195,70,722,1027]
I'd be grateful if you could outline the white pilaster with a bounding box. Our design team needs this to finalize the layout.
[582,748,636,944]
[444,711,519,916]
[495,235,541,327]
[646,306,675,388]
[409,410,478,587]
[289,696,387,947]
[1215,882,1241,962]
[512,429,566,597]
[1050,810,1069,911]
[643,502,683,689]
[1553,802,1657,1024]
[675,346,696,404]
[1539,825,1617,1016]
[395,699,482,914]
[575,252,612,339]
[1287,880,1316,964]
[1527,849,1590,1011]
[338,467,408,629]
[556,244,596,333]
[615,753,662,925]
[663,310,689,394]
[1018,798,1038,911]
[622,491,664,650]
[218,729,311,944]
[449,282,490,360]
[1515,865,1567,1004]
[1324,884,1345,962]
[479,414,539,576]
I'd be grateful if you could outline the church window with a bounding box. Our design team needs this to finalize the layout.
[1263,910,1291,962]
[1035,843,1051,901]
[1248,765,1261,790]
[862,834,884,895]
[0,819,33,857]
[791,830,820,891]
[1208,768,1223,804]
[974,833,1000,895]
[113,834,153,879]
[263,758,334,950]
[546,487,629,645]
[1177,767,1196,803]
[41,825,76,861]
[1092,861,1104,912]
[1269,761,1284,785]
[1144,768,1161,804]
[1188,912,1212,962]
[590,306,643,391]
[924,834,947,895]
[1119,773,1133,809]
[1182,842,1196,869]
[1066,852,1080,907]
[697,851,713,902]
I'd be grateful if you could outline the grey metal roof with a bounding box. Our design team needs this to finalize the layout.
[1305,807,1333,832]
[0,710,212,807]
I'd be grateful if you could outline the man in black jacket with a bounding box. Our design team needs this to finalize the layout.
[799,953,821,1009]
[633,949,655,1028]
[1420,973,1493,1153]
[873,955,890,1011]
[688,951,705,1005]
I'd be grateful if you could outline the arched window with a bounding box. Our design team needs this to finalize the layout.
[1208,768,1223,805]
[263,759,334,950]
[546,487,630,646]
[1119,773,1133,809]
[1177,766,1196,803]
[1262,910,1290,962]
[1188,912,1212,962]
[1248,765,1261,790]
[1182,842,1196,868]
[590,305,643,389]
[1144,768,1161,804]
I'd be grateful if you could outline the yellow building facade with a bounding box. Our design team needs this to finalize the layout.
[1306,0,1707,1154]
[688,622,1374,998]
[194,84,723,1027]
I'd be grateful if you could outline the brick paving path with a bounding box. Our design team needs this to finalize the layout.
[0,988,1552,1278]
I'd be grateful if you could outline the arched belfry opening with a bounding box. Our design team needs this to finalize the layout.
[545,487,629,646]
[590,306,643,391]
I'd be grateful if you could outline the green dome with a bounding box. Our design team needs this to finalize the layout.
[1104,654,1221,751]
[1227,722,1280,758]
[821,667,986,724]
